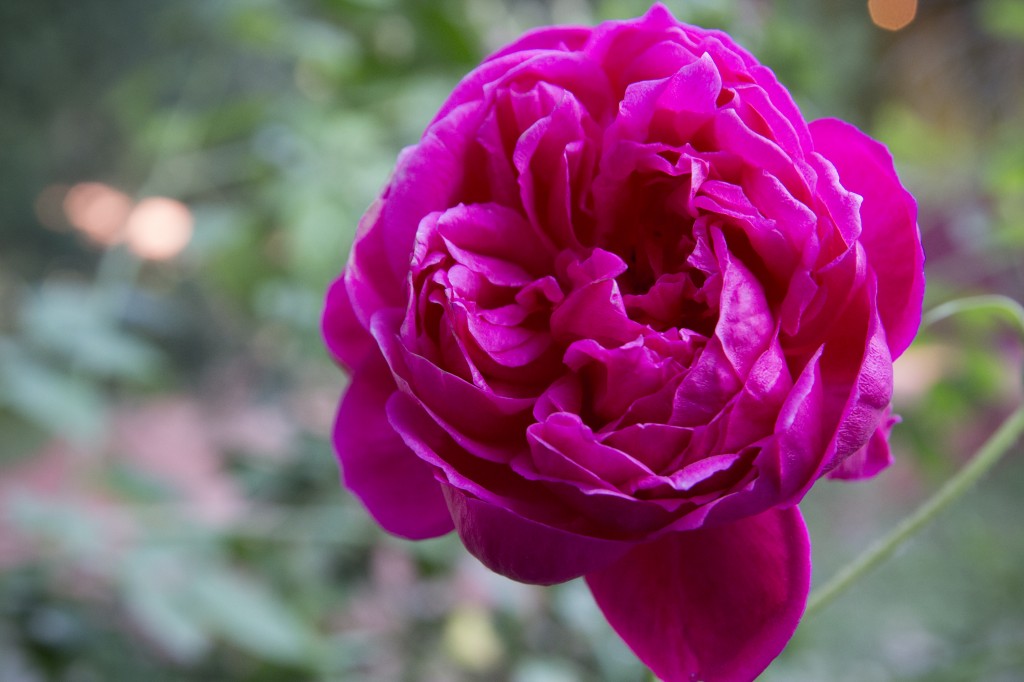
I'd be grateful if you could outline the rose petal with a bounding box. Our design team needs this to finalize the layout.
[442,482,632,585]
[602,422,692,473]
[515,88,594,248]
[554,281,637,345]
[436,202,553,278]
[374,308,534,456]
[436,50,570,123]
[344,197,402,329]
[646,453,742,493]
[613,52,722,144]
[720,338,792,452]
[484,27,591,63]
[379,102,488,278]
[828,408,897,480]
[670,335,742,427]
[705,346,826,523]
[586,4,675,90]
[388,391,668,541]
[333,354,453,539]
[712,108,805,195]
[586,506,810,682]
[527,412,654,488]
[810,118,924,358]
[820,281,894,472]
[807,150,863,259]
[563,337,683,425]
[711,228,775,376]
[731,82,809,158]
[323,276,375,369]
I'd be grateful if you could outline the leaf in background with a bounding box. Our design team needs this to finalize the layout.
[121,552,211,662]
[5,494,104,561]
[185,203,244,258]
[120,549,323,667]
[979,0,1024,41]
[253,280,321,331]
[0,341,106,444]
[512,659,583,682]
[19,284,162,382]
[102,462,175,504]
[0,410,49,466]
[187,563,318,665]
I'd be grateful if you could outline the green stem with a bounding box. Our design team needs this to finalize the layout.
[806,294,1024,618]
[805,404,1024,617]
[921,294,1024,332]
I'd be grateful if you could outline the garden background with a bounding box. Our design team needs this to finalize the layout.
[1,0,1023,680]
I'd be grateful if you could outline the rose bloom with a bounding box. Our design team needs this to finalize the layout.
[323,5,924,681]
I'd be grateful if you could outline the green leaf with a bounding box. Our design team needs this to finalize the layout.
[0,341,105,444]
[187,564,317,665]
[512,659,583,682]
[0,409,49,466]
[5,494,103,559]
[20,284,162,381]
[121,553,211,662]
[979,0,1024,40]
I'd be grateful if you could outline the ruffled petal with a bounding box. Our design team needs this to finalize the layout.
[810,118,924,358]
[484,27,591,63]
[387,389,670,540]
[585,506,810,682]
[373,308,534,460]
[377,102,488,279]
[333,353,454,539]
[527,412,654,488]
[612,52,722,143]
[828,408,897,480]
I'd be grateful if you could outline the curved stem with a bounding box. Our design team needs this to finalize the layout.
[922,294,1024,334]
[805,404,1024,617]
[806,295,1024,618]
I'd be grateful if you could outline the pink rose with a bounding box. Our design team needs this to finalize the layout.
[323,5,924,681]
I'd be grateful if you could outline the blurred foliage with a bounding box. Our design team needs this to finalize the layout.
[0,0,1023,680]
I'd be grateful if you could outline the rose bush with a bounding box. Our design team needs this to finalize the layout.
[322,5,925,681]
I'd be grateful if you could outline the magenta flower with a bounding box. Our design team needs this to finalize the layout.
[322,5,925,680]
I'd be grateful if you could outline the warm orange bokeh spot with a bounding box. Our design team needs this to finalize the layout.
[124,197,194,261]
[62,182,133,245]
[868,0,917,31]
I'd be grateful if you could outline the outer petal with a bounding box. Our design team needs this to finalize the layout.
[484,26,591,62]
[586,507,810,682]
[323,276,375,370]
[442,483,633,585]
[810,118,924,358]
[828,408,897,480]
[334,353,454,539]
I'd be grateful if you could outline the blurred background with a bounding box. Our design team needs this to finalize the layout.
[1,0,1023,680]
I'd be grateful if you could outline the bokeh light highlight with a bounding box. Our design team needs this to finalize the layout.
[868,0,918,31]
[62,182,133,246]
[124,197,194,261]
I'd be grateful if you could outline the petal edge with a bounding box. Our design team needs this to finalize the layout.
[586,507,810,682]
[334,354,454,539]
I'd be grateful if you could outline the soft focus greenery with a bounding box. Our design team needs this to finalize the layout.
[1,1,1023,680]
